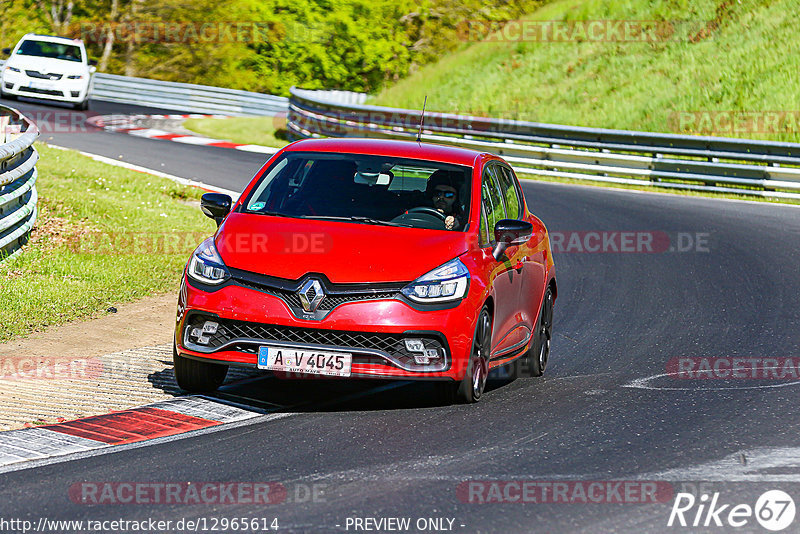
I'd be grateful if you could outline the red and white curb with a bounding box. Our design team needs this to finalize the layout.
[0,396,260,470]
[88,114,279,155]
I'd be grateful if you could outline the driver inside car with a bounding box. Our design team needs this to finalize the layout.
[427,171,463,230]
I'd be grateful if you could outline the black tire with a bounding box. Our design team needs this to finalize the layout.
[443,306,491,404]
[74,98,89,111]
[432,307,492,405]
[173,343,228,393]
[527,287,554,377]
[1,88,15,101]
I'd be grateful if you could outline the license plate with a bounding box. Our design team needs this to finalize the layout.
[29,81,53,91]
[257,346,352,377]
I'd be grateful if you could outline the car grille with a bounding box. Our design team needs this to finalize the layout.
[25,70,62,80]
[184,314,448,372]
[258,285,400,311]
[18,87,64,96]
[230,270,406,314]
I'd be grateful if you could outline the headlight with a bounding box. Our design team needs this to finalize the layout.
[401,258,470,303]
[67,74,83,79]
[187,237,230,285]
[5,66,20,73]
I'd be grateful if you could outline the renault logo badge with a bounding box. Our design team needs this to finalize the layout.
[298,279,325,312]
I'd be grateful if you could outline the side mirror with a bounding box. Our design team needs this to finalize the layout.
[201,193,232,226]
[89,66,97,74]
[1,48,11,56]
[492,219,533,260]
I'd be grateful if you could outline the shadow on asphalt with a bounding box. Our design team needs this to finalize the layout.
[145,364,520,413]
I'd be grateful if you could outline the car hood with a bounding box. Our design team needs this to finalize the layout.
[215,213,471,284]
[5,55,86,75]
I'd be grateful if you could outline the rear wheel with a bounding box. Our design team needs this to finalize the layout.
[173,343,228,392]
[527,288,554,377]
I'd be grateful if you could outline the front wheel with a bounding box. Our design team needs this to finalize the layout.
[453,307,492,403]
[527,288,554,377]
[173,343,228,392]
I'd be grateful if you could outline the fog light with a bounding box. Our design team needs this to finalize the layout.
[404,339,425,353]
[425,349,440,360]
[202,321,218,334]
[189,324,213,345]
[414,354,430,364]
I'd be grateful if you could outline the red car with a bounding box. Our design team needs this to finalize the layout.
[174,138,556,403]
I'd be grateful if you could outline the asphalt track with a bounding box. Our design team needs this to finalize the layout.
[2,95,800,533]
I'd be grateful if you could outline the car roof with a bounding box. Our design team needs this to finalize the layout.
[20,34,84,46]
[283,138,486,167]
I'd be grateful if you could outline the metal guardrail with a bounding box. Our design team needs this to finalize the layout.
[1,58,367,115]
[0,59,286,115]
[288,87,800,200]
[0,105,38,262]
[91,72,288,116]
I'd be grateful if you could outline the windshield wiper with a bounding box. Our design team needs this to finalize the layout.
[249,209,292,217]
[300,215,404,227]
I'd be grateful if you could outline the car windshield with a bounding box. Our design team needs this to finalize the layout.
[243,152,472,231]
[16,40,83,62]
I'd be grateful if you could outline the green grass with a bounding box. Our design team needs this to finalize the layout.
[0,144,216,342]
[183,116,290,149]
[372,0,800,143]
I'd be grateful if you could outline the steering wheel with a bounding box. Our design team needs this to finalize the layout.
[389,206,448,229]
[406,206,447,222]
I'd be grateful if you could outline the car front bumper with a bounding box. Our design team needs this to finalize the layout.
[175,275,481,382]
[2,71,89,103]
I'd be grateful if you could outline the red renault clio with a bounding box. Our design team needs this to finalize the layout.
[174,138,556,403]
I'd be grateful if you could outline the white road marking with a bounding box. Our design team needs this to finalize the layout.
[235,144,280,154]
[170,135,227,145]
[621,372,800,391]
[46,144,241,199]
[634,447,800,482]
[127,128,173,138]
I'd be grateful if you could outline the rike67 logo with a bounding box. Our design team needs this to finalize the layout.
[668,489,796,531]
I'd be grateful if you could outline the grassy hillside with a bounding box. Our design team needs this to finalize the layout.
[372,0,800,141]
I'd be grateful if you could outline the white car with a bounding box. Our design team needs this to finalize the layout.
[1,34,96,110]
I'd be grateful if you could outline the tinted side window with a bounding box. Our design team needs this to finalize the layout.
[481,165,507,245]
[497,166,522,220]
